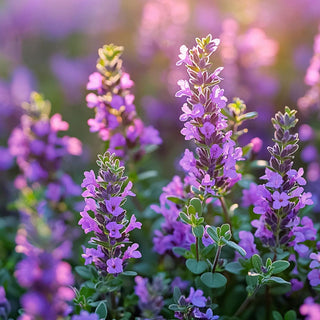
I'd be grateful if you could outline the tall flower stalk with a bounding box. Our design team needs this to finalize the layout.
[177,35,243,199]
[252,107,313,250]
[80,151,142,275]
[86,44,162,162]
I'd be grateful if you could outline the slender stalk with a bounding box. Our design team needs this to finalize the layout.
[220,197,232,230]
[110,291,117,319]
[196,237,199,262]
[212,245,222,273]
[233,287,259,317]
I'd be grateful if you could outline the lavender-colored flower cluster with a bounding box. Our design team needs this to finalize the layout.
[173,287,218,320]
[8,92,82,201]
[15,226,74,320]
[177,35,242,197]
[86,44,162,161]
[152,176,194,255]
[134,275,167,320]
[80,151,142,275]
[251,107,313,249]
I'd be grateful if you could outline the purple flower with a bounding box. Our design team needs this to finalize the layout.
[300,297,320,320]
[200,122,215,139]
[123,243,142,260]
[242,183,260,207]
[210,85,227,108]
[176,45,191,66]
[80,152,142,275]
[81,170,99,188]
[310,252,320,269]
[106,222,123,238]
[107,258,123,274]
[82,246,105,265]
[105,197,124,216]
[176,80,192,98]
[307,269,320,287]
[272,191,290,209]
[125,215,142,233]
[287,168,306,185]
[261,168,283,189]
[187,287,207,307]
[87,72,103,91]
[79,208,100,234]
[85,44,161,162]
[180,103,205,122]
[238,231,258,258]
[250,137,263,153]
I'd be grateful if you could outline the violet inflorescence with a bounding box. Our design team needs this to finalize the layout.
[86,44,162,161]
[80,151,142,275]
[8,92,82,202]
[15,226,74,320]
[177,34,243,198]
[251,107,313,250]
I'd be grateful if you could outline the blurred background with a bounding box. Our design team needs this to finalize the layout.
[1,0,320,213]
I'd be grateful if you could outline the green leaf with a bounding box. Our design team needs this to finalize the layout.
[225,262,243,275]
[172,247,189,257]
[167,196,186,205]
[186,259,208,275]
[284,310,297,320]
[190,198,202,215]
[169,304,187,312]
[173,287,181,304]
[192,225,204,238]
[137,170,158,181]
[267,276,290,285]
[200,272,227,288]
[251,254,263,272]
[272,260,290,274]
[207,226,219,243]
[95,301,108,319]
[238,111,258,122]
[179,212,191,224]
[225,240,246,257]
[272,311,283,320]
[75,266,92,280]
[121,271,137,276]
[220,224,230,237]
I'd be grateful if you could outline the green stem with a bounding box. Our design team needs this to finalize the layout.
[233,286,259,317]
[220,197,232,231]
[110,291,117,319]
[196,237,199,262]
[212,245,222,273]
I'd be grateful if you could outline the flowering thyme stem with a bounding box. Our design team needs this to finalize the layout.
[212,245,222,273]
[220,197,232,231]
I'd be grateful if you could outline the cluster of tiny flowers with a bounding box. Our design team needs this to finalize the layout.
[86,44,161,161]
[251,107,313,249]
[174,288,219,320]
[176,35,242,197]
[134,275,168,320]
[152,176,195,255]
[15,227,74,320]
[8,92,82,201]
[307,252,320,287]
[300,297,320,320]
[80,151,142,275]
[0,286,10,320]
[298,25,320,112]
